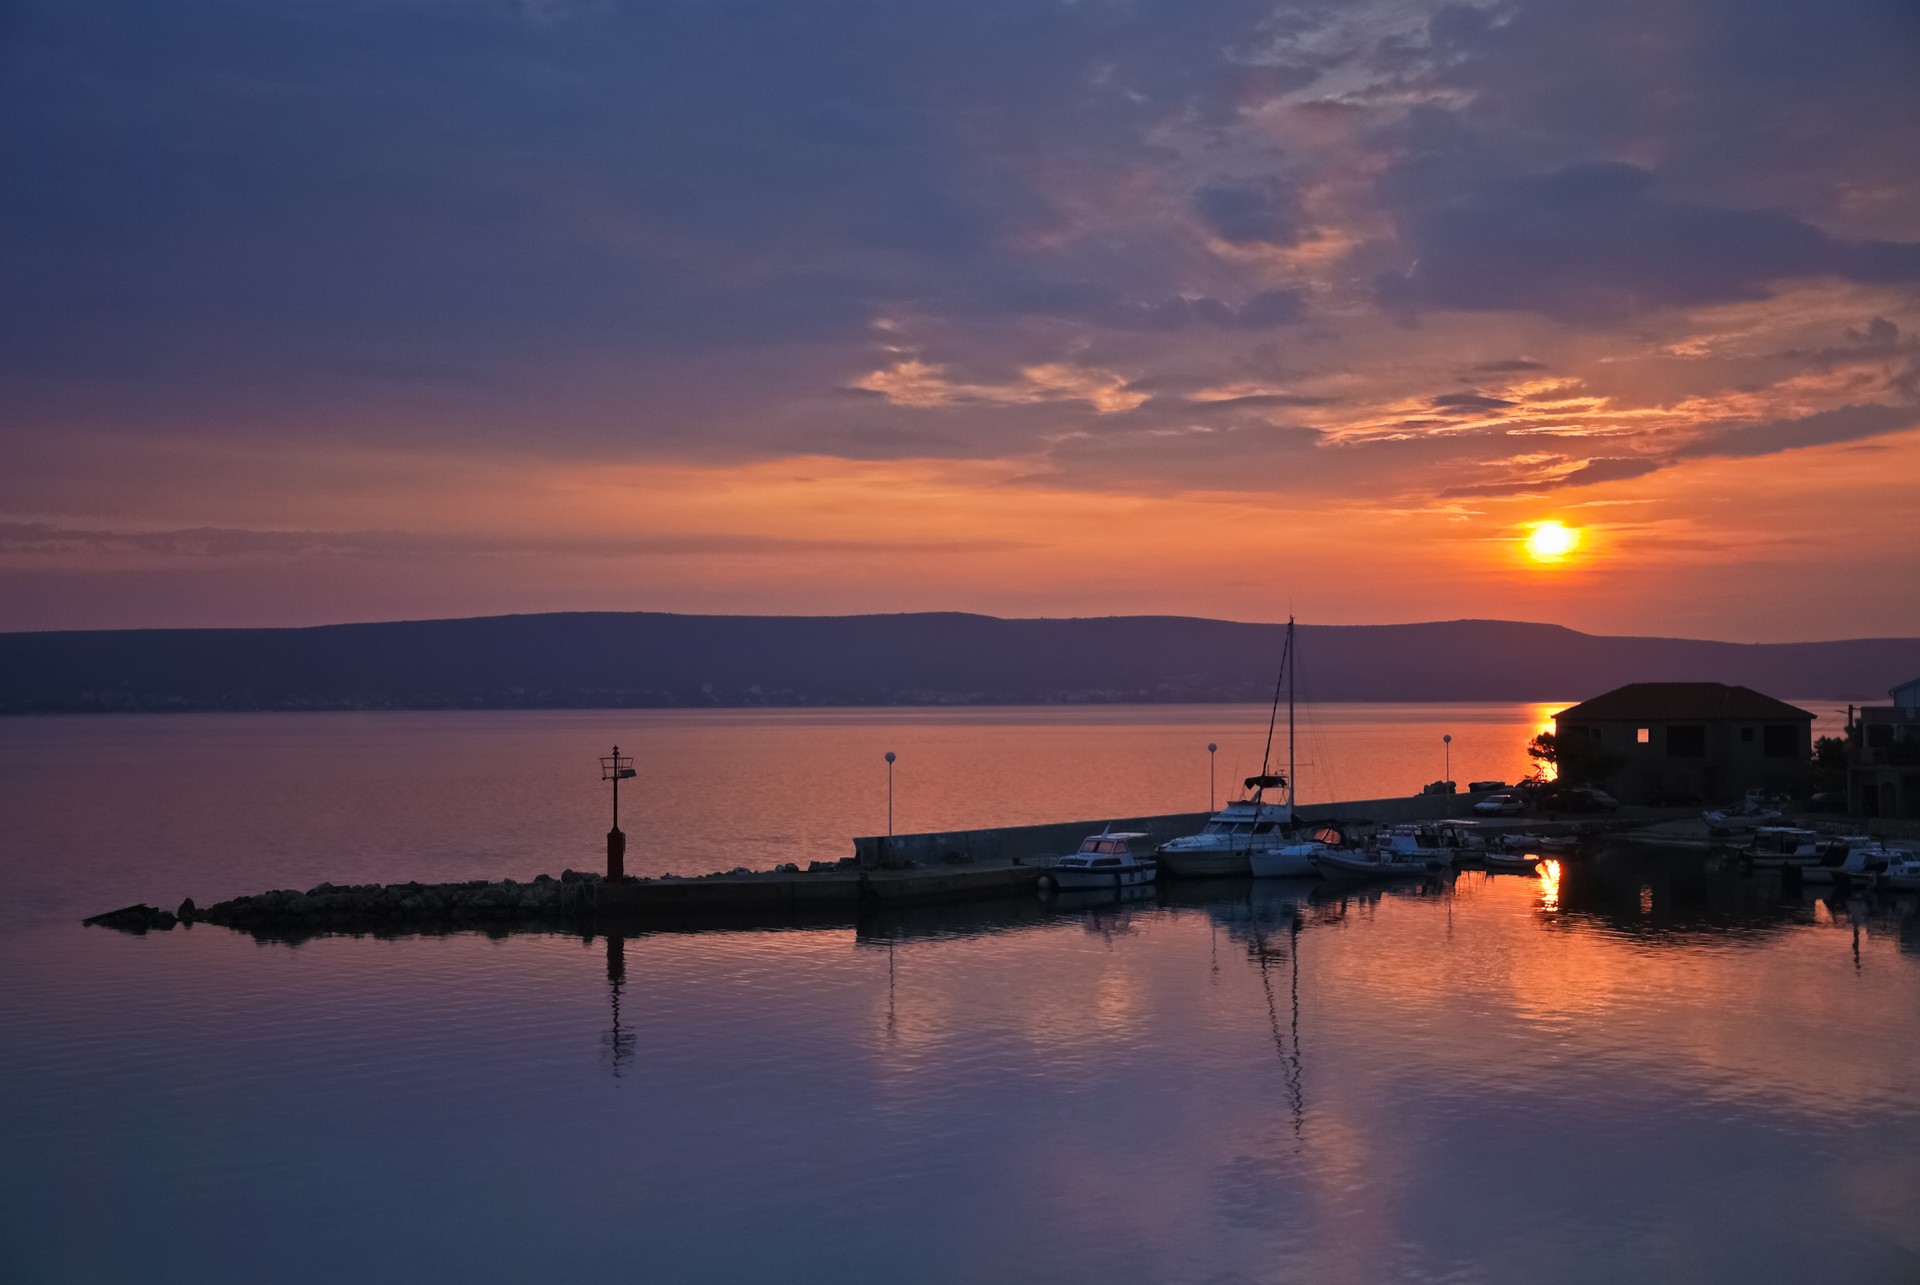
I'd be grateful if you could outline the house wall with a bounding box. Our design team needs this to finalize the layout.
[1848,701,1920,818]
[1555,716,1811,805]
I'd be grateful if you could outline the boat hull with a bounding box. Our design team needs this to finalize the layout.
[1248,847,1318,879]
[1045,865,1158,891]
[1309,851,1433,880]
[1157,849,1253,879]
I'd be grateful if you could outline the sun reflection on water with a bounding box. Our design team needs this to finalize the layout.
[1536,858,1562,912]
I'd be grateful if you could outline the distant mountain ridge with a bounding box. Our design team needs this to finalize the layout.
[1,612,1915,713]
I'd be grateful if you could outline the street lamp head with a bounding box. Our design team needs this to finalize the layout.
[1208,742,1217,753]
[885,751,896,763]
[1443,734,1452,744]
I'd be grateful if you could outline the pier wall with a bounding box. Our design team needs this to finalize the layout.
[853,791,1497,868]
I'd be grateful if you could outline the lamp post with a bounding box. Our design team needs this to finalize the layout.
[1443,734,1453,788]
[885,751,896,837]
[1208,742,1218,811]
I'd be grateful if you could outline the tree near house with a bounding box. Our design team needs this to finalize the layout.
[1524,731,1626,787]
[1813,735,1849,794]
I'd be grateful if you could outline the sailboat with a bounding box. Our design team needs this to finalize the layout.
[1158,618,1311,878]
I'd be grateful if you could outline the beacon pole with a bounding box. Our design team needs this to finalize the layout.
[601,745,636,881]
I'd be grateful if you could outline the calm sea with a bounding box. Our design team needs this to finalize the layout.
[2,702,1912,1285]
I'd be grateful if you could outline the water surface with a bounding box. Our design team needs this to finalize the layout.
[0,701,1854,923]
[2,704,1908,1284]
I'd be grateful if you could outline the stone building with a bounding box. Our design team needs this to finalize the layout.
[1552,682,1814,806]
[1846,677,1920,819]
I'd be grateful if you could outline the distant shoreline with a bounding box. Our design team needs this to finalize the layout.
[1,610,1912,715]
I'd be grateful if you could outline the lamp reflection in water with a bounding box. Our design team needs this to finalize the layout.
[1537,858,1562,913]
[603,932,635,1077]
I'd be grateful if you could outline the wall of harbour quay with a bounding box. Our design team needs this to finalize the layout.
[851,792,1499,868]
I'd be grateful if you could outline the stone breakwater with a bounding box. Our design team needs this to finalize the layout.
[85,871,615,933]
[200,872,615,927]
[80,856,1041,934]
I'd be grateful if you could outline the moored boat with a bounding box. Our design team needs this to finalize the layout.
[1376,824,1459,869]
[1159,790,1293,878]
[1041,832,1158,891]
[1704,790,1785,833]
[1249,841,1322,879]
[1736,826,1827,868]
[1308,846,1432,880]
[1802,837,1892,886]
[1310,825,1454,880]
[1482,849,1540,873]
[1875,852,1920,892]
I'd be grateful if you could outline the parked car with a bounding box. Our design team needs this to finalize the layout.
[1536,785,1620,813]
[1802,791,1847,814]
[1473,793,1529,816]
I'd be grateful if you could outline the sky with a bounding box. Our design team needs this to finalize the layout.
[3,0,1918,641]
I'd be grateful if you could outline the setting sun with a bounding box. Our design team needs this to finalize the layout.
[1524,521,1582,564]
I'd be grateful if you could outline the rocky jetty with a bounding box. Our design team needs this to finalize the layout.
[191,870,608,930]
[78,854,1034,937]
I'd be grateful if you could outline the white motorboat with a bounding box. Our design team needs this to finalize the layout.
[1308,845,1433,880]
[1041,832,1157,891]
[1249,823,1350,879]
[1377,824,1458,868]
[1876,852,1920,892]
[1735,826,1827,867]
[1492,831,1548,854]
[1309,825,1455,880]
[1432,820,1491,852]
[1161,617,1302,879]
[1482,849,1540,872]
[1800,837,1891,886]
[1249,842,1322,879]
[1159,791,1295,878]
[1704,790,1785,833]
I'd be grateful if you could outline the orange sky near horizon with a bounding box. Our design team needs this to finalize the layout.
[4,0,1918,641]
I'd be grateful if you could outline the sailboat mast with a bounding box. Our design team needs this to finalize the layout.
[1258,627,1291,782]
[1287,616,1295,812]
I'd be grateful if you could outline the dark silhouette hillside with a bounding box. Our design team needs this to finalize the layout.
[0,612,1913,712]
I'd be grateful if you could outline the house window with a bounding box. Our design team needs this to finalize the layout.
[1763,725,1799,758]
[1740,727,1754,743]
[1637,728,1650,744]
[1668,725,1706,758]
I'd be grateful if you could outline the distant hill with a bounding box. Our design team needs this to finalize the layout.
[0,612,1914,713]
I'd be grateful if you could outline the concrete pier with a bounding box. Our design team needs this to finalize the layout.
[851,792,1508,868]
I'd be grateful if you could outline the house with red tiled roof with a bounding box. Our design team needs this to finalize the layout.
[1553,682,1814,806]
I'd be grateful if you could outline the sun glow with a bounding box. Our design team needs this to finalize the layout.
[1523,520,1581,563]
